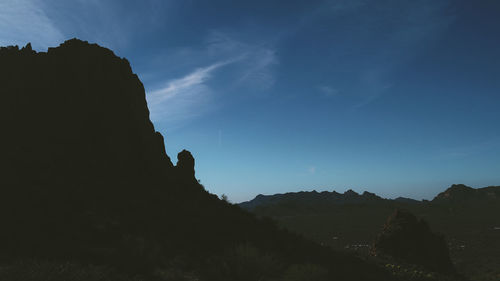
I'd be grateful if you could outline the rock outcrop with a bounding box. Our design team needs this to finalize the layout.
[372,209,455,274]
[1,39,176,190]
[0,39,198,258]
[176,149,195,178]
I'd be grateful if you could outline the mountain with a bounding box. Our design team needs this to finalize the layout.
[0,39,181,259]
[432,184,500,203]
[0,39,396,281]
[239,189,387,211]
[394,197,420,204]
[240,185,500,281]
[240,184,500,210]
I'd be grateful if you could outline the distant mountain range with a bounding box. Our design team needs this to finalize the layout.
[239,184,500,281]
[239,184,500,211]
[239,189,383,210]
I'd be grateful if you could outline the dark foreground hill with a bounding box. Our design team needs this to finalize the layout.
[240,185,500,281]
[0,39,398,281]
[372,209,455,274]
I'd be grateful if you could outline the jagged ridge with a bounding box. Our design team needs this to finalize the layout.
[240,189,392,211]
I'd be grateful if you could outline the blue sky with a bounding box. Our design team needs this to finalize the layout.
[2,0,499,202]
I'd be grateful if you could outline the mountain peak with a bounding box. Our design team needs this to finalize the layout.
[433,184,476,202]
[344,189,359,196]
[55,38,109,53]
[394,197,419,204]
[362,191,381,200]
[432,184,500,204]
[449,183,473,190]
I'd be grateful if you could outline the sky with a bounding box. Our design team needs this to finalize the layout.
[1,0,499,202]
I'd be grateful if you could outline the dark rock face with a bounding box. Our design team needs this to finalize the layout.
[0,39,190,256]
[176,149,195,178]
[372,209,455,274]
[1,39,174,189]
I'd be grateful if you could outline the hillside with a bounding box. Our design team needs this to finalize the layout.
[240,185,500,281]
[0,39,401,281]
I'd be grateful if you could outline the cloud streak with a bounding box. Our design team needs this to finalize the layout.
[147,60,235,125]
[314,0,455,109]
[148,60,231,105]
[0,0,64,50]
[144,31,279,126]
[318,86,339,98]
[206,31,278,90]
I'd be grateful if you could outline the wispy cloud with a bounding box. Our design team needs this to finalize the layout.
[318,85,339,98]
[433,138,500,161]
[40,0,138,52]
[315,0,455,109]
[308,166,317,174]
[352,73,393,109]
[328,0,369,13]
[147,60,235,125]
[144,31,278,126]
[206,31,278,90]
[148,60,231,105]
[0,0,142,52]
[0,0,64,50]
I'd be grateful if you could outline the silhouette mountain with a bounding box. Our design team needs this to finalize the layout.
[393,197,420,204]
[371,209,456,275]
[1,39,179,257]
[240,184,500,211]
[239,189,387,211]
[240,184,499,280]
[0,39,395,281]
[432,184,500,203]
